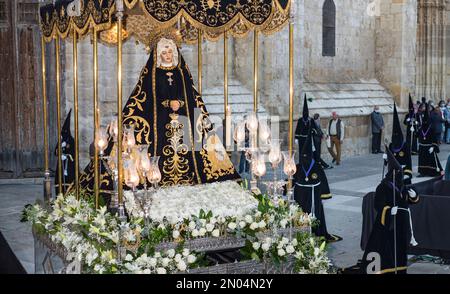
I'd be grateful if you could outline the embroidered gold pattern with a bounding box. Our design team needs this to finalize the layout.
[200,134,235,180]
[161,117,193,186]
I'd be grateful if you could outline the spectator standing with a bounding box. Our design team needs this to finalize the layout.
[327,112,345,165]
[370,106,384,154]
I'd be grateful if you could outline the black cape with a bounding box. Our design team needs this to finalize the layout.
[418,111,442,176]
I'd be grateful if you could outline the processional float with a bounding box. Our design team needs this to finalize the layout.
[39,0,297,210]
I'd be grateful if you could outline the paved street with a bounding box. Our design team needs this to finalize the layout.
[0,147,449,274]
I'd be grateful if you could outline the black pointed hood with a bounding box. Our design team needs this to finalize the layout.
[408,94,414,114]
[391,103,404,148]
[302,94,309,119]
[384,143,404,187]
[61,109,72,137]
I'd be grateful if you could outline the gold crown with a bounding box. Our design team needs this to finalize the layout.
[146,27,183,51]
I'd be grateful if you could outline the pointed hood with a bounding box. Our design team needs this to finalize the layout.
[408,94,414,114]
[391,103,404,148]
[61,109,72,137]
[302,94,309,119]
[384,143,404,187]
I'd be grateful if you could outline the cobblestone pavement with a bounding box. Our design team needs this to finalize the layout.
[0,146,449,274]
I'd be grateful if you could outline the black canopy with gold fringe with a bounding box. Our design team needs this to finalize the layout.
[39,0,291,43]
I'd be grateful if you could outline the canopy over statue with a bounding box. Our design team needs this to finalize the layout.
[118,34,240,187]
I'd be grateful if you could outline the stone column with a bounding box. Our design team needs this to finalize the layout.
[416,0,447,101]
[375,0,418,108]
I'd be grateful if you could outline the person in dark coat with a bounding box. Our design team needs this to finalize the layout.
[293,127,341,242]
[361,145,419,274]
[371,106,384,154]
[430,106,445,144]
[389,103,412,185]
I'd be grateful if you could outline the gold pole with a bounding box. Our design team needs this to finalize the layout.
[55,35,63,196]
[198,30,202,95]
[253,30,258,112]
[117,10,124,208]
[224,32,228,116]
[73,31,80,199]
[288,21,294,189]
[93,29,100,208]
[41,36,51,203]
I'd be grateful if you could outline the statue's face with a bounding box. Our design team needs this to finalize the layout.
[160,46,173,64]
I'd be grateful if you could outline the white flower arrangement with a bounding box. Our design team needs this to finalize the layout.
[23,183,326,274]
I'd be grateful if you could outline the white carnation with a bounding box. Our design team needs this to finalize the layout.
[172,230,180,239]
[250,222,258,230]
[278,248,286,257]
[245,215,253,223]
[192,229,199,237]
[252,242,261,250]
[188,221,196,230]
[258,220,266,228]
[156,267,167,274]
[239,221,246,229]
[212,229,220,237]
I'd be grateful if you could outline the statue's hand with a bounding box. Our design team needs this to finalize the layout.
[170,100,180,112]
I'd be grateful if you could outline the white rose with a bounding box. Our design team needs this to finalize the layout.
[174,254,182,262]
[199,219,207,226]
[188,221,196,230]
[291,239,298,246]
[143,268,151,274]
[167,249,175,258]
[261,243,270,252]
[245,215,253,223]
[227,222,237,230]
[258,220,266,228]
[156,267,167,274]
[250,222,258,230]
[182,248,190,257]
[154,252,161,258]
[187,254,196,264]
[252,242,261,250]
[280,219,288,228]
[192,229,199,237]
[172,230,180,239]
[239,221,246,229]
[125,254,133,261]
[212,229,220,237]
[199,228,206,236]
[206,223,214,232]
[162,258,170,267]
[278,248,286,257]
[210,217,217,224]
[286,245,295,254]
[177,260,187,271]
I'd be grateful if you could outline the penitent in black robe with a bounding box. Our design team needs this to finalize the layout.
[54,109,75,195]
[403,113,419,155]
[361,178,419,274]
[418,123,443,177]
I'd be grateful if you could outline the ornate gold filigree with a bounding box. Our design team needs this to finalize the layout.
[200,134,235,180]
[161,117,194,186]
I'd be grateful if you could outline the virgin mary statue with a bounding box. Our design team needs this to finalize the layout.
[121,35,240,187]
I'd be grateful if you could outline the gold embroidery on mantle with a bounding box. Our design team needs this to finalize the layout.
[201,134,235,180]
[161,117,193,186]
[123,67,151,144]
